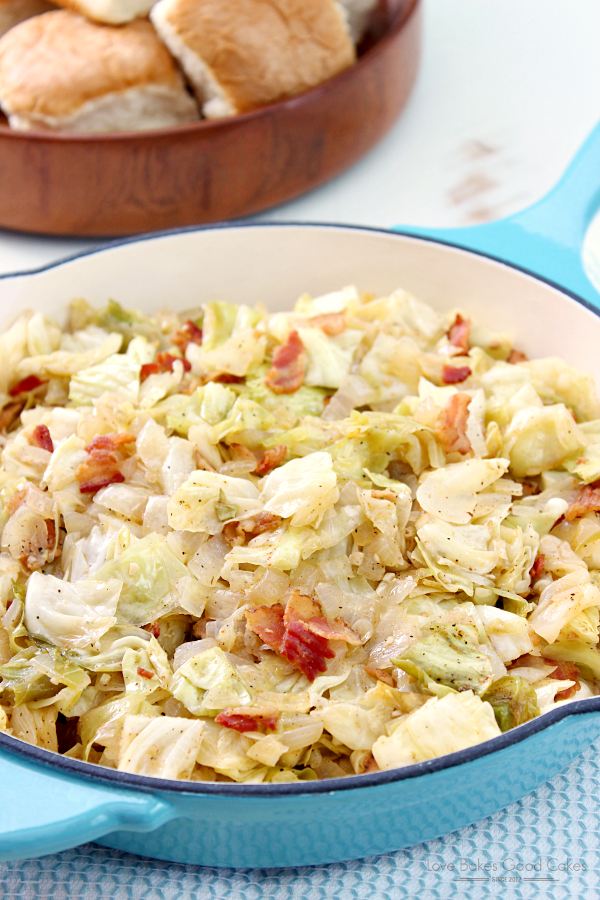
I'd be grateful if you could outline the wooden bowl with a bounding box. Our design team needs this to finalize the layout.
[0,0,421,236]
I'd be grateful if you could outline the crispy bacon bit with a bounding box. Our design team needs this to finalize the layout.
[45,519,56,549]
[304,616,362,645]
[158,352,191,372]
[140,353,192,383]
[364,665,395,687]
[308,313,346,336]
[545,660,580,682]
[6,487,27,515]
[223,511,281,545]
[442,365,471,385]
[435,393,472,455]
[214,373,244,384]
[447,314,471,352]
[565,485,600,522]
[246,604,286,651]
[85,432,135,453]
[29,424,53,453]
[78,471,125,494]
[530,555,546,581]
[137,667,154,679]
[282,619,335,681]
[9,375,46,397]
[543,660,581,701]
[285,592,322,623]
[0,401,24,432]
[144,622,161,639]
[265,330,306,395]
[140,363,160,381]
[255,445,287,476]
[507,349,528,364]
[77,432,135,495]
[246,592,360,681]
[170,319,203,353]
[229,443,257,464]
[215,707,278,734]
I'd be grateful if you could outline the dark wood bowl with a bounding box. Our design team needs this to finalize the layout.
[0,0,421,237]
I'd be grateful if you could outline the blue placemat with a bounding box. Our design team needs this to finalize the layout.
[2,737,600,900]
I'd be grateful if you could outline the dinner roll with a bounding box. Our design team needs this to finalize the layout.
[338,0,379,43]
[0,11,199,132]
[52,0,153,26]
[150,0,356,119]
[0,0,55,38]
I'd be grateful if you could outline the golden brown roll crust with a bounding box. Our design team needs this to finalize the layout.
[151,0,356,115]
[0,11,185,118]
[0,0,55,39]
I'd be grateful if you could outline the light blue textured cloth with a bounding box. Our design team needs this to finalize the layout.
[2,737,600,900]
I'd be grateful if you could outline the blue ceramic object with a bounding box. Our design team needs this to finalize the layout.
[2,122,600,869]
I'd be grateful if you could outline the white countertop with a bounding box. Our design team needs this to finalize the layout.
[1,0,600,275]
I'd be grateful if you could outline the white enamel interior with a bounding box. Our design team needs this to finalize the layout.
[0,224,598,385]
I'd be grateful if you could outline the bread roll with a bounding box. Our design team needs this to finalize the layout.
[52,0,153,26]
[150,0,356,119]
[338,0,379,43]
[0,0,55,38]
[0,11,199,132]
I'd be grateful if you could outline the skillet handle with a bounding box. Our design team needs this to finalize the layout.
[393,120,600,307]
[0,748,176,862]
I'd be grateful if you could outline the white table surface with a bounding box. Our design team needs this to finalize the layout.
[2,0,600,277]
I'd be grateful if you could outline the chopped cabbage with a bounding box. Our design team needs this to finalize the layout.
[24,573,121,649]
[372,691,501,770]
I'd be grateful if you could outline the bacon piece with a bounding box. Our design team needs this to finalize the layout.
[364,665,395,687]
[215,707,278,733]
[229,443,257,464]
[543,660,581,701]
[214,373,244,384]
[308,313,346,336]
[281,619,335,681]
[157,352,191,373]
[223,511,281,546]
[6,487,28,514]
[246,604,286,651]
[9,375,46,397]
[144,622,161,639]
[140,353,191,383]
[530,554,546,581]
[247,592,358,681]
[29,424,53,453]
[78,470,125,494]
[447,314,471,352]
[507,349,528,364]
[45,519,56,549]
[265,330,306,394]
[85,432,135,453]
[442,365,471,385]
[77,432,134,494]
[137,667,154,679]
[140,363,160,381]
[0,401,24,432]
[545,660,580,682]
[305,616,362,645]
[284,592,322,624]
[565,485,600,522]
[170,319,203,353]
[254,445,287,476]
[435,393,472,455]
